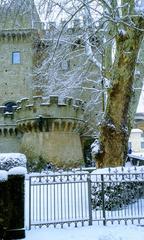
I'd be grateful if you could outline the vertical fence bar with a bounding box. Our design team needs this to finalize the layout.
[50,179,52,222]
[53,174,56,227]
[74,173,77,227]
[33,185,35,223]
[87,174,92,226]
[29,177,31,230]
[60,174,63,228]
[42,185,45,221]
[101,174,106,226]
[84,177,88,223]
[80,178,84,226]
[47,176,49,223]
[67,175,70,227]
[39,178,41,223]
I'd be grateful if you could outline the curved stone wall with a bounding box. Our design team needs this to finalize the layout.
[16,96,85,168]
[20,131,83,168]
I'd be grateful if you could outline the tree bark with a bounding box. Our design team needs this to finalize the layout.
[96,17,144,168]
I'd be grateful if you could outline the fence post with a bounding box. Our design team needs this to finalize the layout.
[0,172,8,239]
[101,174,106,226]
[87,174,92,225]
[5,174,25,239]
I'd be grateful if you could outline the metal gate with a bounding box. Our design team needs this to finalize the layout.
[28,168,144,229]
[28,171,92,229]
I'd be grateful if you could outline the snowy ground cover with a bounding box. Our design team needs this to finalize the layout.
[25,223,144,240]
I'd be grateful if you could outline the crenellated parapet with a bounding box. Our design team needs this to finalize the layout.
[0,95,85,135]
[0,29,39,42]
[15,96,85,133]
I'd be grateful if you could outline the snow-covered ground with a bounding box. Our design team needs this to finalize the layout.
[25,224,144,240]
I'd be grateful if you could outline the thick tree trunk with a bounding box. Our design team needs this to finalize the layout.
[96,19,144,168]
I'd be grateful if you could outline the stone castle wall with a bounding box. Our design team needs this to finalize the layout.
[0,111,21,153]
[16,96,85,168]
[0,96,85,168]
[0,29,39,105]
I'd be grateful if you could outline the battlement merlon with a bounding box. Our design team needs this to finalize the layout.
[15,96,85,122]
[0,108,17,137]
[0,106,16,124]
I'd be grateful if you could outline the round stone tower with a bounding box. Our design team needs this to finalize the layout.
[15,96,85,168]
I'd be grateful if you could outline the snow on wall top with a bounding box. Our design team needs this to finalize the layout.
[131,128,143,133]
[0,153,27,171]
[8,166,27,175]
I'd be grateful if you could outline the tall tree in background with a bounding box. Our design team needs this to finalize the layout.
[92,0,144,167]
[96,0,144,167]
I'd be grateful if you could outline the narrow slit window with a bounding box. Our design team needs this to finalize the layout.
[12,52,21,64]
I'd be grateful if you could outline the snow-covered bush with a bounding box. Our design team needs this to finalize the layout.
[91,181,144,210]
[91,167,144,210]
[0,153,27,171]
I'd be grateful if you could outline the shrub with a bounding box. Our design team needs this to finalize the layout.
[91,179,144,211]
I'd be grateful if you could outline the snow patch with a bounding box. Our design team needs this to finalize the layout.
[135,0,144,13]
[118,28,127,36]
[8,166,27,175]
[98,234,118,240]
[0,170,8,182]
[91,139,100,155]
[107,122,116,129]
[103,77,111,89]
[19,97,29,101]
[131,128,143,133]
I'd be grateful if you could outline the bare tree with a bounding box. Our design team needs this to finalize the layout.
[34,0,107,137]
[34,0,144,167]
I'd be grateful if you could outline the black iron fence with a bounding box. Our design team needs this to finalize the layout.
[27,167,144,229]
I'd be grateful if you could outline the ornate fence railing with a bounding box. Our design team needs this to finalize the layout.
[27,167,144,229]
